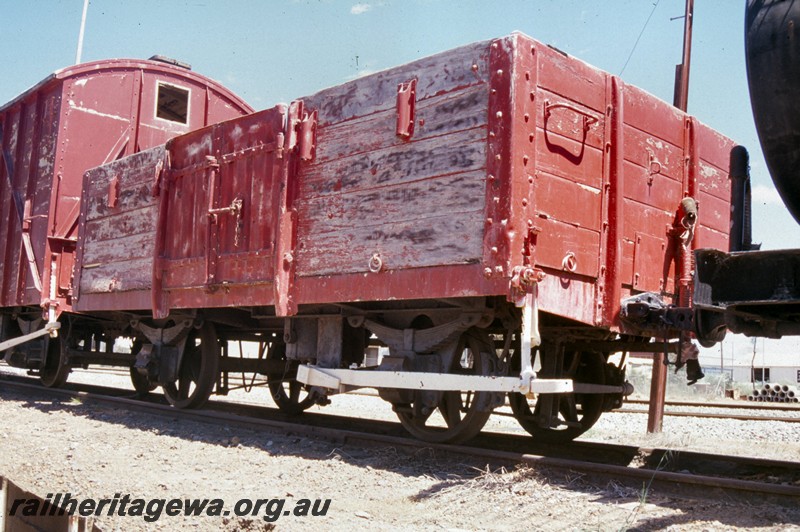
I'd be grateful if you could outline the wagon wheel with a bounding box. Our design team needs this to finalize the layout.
[266,342,316,415]
[396,329,498,444]
[129,339,156,395]
[509,349,606,443]
[130,367,157,394]
[163,323,219,409]
[40,334,71,388]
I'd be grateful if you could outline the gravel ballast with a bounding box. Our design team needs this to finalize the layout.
[1,368,799,531]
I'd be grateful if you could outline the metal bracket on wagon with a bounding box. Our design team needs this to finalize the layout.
[347,311,494,356]
[130,319,196,385]
[508,266,545,306]
[619,292,694,337]
[296,365,572,396]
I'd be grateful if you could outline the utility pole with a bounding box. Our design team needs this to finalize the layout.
[673,0,694,111]
[647,0,694,434]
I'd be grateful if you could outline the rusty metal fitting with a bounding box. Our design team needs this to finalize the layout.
[511,266,545,291]
[562,252,577,273]
[520,266,545,284]
[368,253,383,273]
[204,154,220,168]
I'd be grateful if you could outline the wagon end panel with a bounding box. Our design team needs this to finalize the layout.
[504,36,736,330]
[693,121,735,252]
[293,39,498,303]
[154,107,288,316]
[74,146,165,311]
[617,84,686,298]
[498,35,608,326]
[135,71,249,151]
[55,72,141,236]
[618,85,734,304]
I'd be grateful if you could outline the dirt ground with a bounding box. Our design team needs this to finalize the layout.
[1,373,799,531]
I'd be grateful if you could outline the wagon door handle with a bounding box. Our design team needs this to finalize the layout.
[544,101,598,131]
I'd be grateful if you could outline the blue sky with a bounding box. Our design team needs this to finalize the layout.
[2,1,798,365]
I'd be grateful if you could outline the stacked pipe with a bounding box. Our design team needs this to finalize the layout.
[747,384,800,403]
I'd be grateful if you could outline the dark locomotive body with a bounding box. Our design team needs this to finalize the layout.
[694,1,800,341]
[2,34,740,443]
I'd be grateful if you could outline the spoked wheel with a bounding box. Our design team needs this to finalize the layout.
[40,334,70,388]
[163,323,219,409]
[509,349,606,443]
[266,342,316,415]
[396,329,499,444]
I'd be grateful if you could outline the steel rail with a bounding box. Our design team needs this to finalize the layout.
[624,398,800,412]
[613,408,800,423]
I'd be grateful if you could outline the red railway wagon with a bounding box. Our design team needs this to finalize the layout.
[68,33,738,443]
[0,58,252,384]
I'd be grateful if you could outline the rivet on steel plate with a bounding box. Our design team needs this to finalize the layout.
[496,111,503,119]
[522,199,528,207]
[471,64,479,72]
[484,268,493,278]
[491,247,498,254]
[496,69,503,76]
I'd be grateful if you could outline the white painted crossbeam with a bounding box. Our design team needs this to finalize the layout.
[297,365,573,395]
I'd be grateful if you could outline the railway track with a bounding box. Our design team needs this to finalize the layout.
[1,374,798,508]
[70,366,800,423]
[623,398,800,412]
[612,407,800,423]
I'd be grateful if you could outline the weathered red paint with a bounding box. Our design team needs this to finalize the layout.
[74,34,736,332]
[1,59,252,318]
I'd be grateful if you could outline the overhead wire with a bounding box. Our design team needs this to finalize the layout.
[619,0,662,76]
